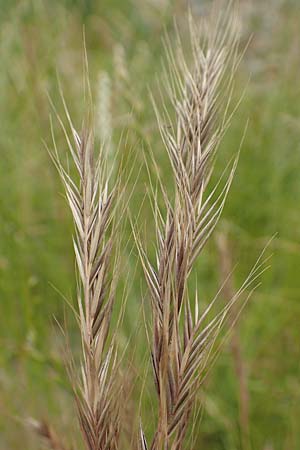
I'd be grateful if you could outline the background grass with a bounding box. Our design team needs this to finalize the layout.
[0,0,300,449]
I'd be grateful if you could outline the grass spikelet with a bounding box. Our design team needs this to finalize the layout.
[135,6,265,450]
[48,60,123,450]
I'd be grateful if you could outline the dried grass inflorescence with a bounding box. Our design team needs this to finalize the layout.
[49,70,122,449]
[47,4,266,450]
[135,8,266,450]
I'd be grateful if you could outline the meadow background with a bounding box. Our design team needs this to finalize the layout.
[0,0,300,449]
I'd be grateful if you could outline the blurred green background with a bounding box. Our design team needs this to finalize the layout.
[0,0,300,449]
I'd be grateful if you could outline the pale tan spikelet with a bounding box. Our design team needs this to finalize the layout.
[96,70,113,148]
[113,44,128,88]
[48,60,123,449]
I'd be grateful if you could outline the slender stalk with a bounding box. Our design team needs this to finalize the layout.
[28,418,71,450]
[215,231,250,450]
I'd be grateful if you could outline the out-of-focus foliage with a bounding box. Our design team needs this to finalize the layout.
[0,1,299,449]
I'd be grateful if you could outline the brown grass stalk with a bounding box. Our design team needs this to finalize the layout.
[216,230,250,450]
[27,418,71,450]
